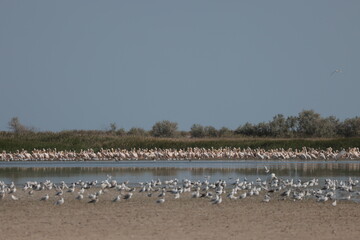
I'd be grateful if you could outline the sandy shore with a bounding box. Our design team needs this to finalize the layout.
[1,189,360,240]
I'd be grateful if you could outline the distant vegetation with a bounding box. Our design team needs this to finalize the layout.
[1,110,360,152]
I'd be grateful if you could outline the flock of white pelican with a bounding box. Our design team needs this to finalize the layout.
[0,168,359,206]
[1,147,359,161]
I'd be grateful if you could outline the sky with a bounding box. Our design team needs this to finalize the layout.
[0,0,359,131]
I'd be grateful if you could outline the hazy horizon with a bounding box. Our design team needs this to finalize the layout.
[1,1,359,131]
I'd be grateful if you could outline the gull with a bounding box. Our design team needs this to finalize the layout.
[113,195,121,202]
[158,191,166,198]
[192,190,200,198]
[55,198,64,206]
[270,173,277,179]
[212,196,222,204]
[88,193,97,200]
[263,194,271,203]
[281,189,291,198]
[317,195,329,202]
[156,198,165,204]
[79,188,85,194]
[332,200,337,207]
[55,190,63,196]
[123,193,133,200]
[330,68,343,76]
[0,191,5,199]
[9,187,16,194]
[88,197,99,204]
[11,195,19,201]
[239,192,247,199]
[76,193,84,200]
[40,194,49,201]
[174,192,180,199]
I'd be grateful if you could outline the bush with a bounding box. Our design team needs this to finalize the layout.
[151,120,178,138]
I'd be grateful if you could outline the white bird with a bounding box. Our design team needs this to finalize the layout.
[174,192,180,199]
[239,192,247,199]
[263,194,271,203]
[76,194,84,200]
[192,191,200,198]
[88,193,97,200]
[55,190,63,196]
[332,200,337,207]
[88,197,99,204]
[331,68,342,76]
[212,196,222,204]
[317,196,329,202]
[40,194,49,201]
[11,195,19,201]
[55,198,64,206]
[156,198,165,204]
[113,195,121,202]
[123,193,133,200]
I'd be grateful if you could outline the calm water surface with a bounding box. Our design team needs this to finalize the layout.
[1,160,360,185]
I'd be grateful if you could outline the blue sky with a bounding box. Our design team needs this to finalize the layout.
[1,1,359,131]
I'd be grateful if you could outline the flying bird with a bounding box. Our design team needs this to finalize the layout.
[330,69,343,76]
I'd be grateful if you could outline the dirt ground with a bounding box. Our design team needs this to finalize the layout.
[1,189,359,240]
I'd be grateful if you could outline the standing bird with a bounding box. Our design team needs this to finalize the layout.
[174,192,180,199]
[156,198,165,204]
[55,198,64,206]
[76,193,84,200]
[123,193,133,200]
[212,196,222,204]
[11,195,19,201]
[40,194,49,201]
[113,195,121,202]
[88,197,99,204]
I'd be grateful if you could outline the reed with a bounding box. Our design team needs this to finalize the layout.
[0,131,359,152]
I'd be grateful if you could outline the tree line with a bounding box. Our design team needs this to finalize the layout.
[6,110,360,138]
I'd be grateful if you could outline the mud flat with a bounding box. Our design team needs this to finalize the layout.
[1,190,359,240]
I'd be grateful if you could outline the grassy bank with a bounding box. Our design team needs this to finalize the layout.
[0,131,360,152]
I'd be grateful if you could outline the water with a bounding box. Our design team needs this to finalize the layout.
[1,160,360,185]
